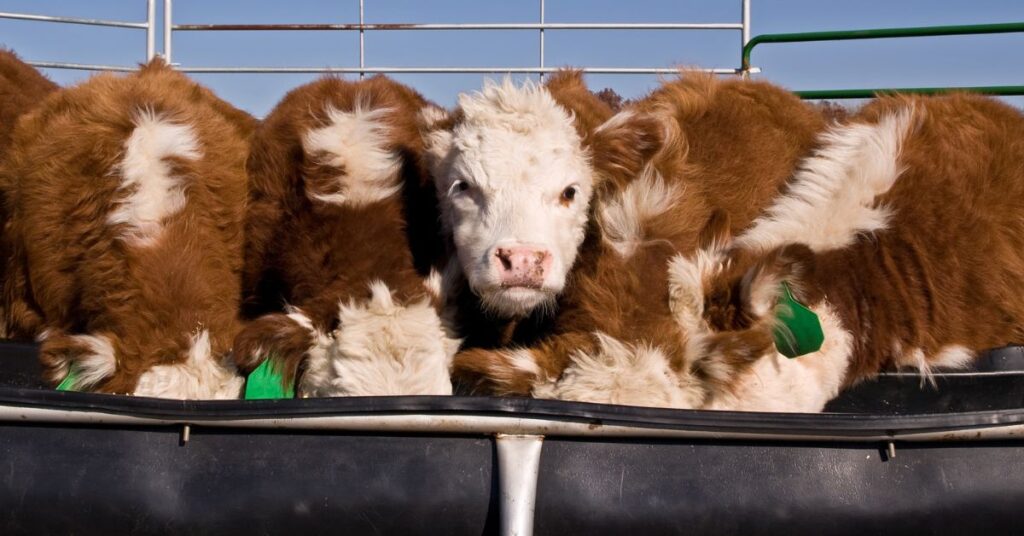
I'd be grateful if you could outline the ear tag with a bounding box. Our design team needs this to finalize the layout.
[55,369,79,391]
[773,282,825,358]
[244,358,296,400]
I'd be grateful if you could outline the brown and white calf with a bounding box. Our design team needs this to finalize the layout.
[1,60,255,398]
[232,75,459,397]
[663,92,1024,412]
[428,72,828,403]
[0,51,59,335]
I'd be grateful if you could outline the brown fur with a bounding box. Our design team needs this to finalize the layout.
[1,59,255,393]
[452,72,829,398]
[0,51,59,335]
[234,75,445,385]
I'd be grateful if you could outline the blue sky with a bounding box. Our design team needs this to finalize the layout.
[2,0,1023,115]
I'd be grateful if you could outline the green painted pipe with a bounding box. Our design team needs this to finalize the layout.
[742,22,1024,99]
[742,21,1024,71]
[795,85,1024,100]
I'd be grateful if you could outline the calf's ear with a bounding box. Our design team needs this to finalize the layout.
[588,110,667,194]
[738,244,818,321]
[417,106,456,178]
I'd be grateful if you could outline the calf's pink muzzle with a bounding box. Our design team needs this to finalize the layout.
[492,246,552,289]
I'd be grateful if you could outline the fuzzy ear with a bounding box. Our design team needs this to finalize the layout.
[699,244,816,333]
[588,110,666,194]
[417,105,456,178]
[739,244,817,319]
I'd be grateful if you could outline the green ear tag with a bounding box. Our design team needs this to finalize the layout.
[773,282,825,358]
[55,369,79,391]
[244,358,295,400]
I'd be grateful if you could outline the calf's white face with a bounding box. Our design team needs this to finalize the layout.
[424,80,596,317]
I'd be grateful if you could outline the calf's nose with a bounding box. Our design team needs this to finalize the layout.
[492,246,552,288]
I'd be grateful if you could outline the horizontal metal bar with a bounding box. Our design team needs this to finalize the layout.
[796,85,1024,99]
[0,11,148,29]
[743,21,1024,70]
[27,61,139,72]
[172,22,743,31]
[176,66,740,74]
[5,405,1024,442]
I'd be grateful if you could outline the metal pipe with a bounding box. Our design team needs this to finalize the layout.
[25,61,139,72]
[741,0,751,46]
[496,435,544,536]
[173,66,741,74]
[0,11,149,29]
[171,22,745,31]
[740,0,751,76]
[358,0,365,79]
[4,405,1024,443]
[538,0,545,81]
[164,0,173,62]
[795,85,1024,100]
[146,0,156,60]
[743,20,1024,71]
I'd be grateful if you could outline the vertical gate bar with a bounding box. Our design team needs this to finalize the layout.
[359,0,365,79]
[538,0,545,80]
[145,0,156,60]
[164,0,173,62]
[741,0,751,76]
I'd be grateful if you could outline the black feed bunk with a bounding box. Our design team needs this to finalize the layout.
[1,340,1024,535]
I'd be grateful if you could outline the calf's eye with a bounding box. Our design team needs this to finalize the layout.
[450,180,471,196]
[560,185,578,205]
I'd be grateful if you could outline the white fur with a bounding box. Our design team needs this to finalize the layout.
[534,333,705,408]
[285,306,315,332]
[108,109,201,247]
[705,302,852,413]
[133,330,244,400]
[507,348,542,378]
[599,167,681,258]
[417,105,449,129]
[299,281,459,397]
[892,343,975,387]
[424,78,594,317]
[61,334,118,390]
[736,109,916,253]
[302,103,402,207]
[930,345,975,370]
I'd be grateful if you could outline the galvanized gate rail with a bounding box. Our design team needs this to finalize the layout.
[1,0,753,76]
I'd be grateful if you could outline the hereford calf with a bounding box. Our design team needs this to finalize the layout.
[232,75,459,397]
[1,60,255,398]
[0,51,59,335]
[428,73,826,403]
[427,71,632,358]
[663,92,1024,412]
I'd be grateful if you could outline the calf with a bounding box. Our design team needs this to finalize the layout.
[426,73,829,404]
[0,51,59,336]
[1,60,255,398]
[232,75,459,396]
[423,70,620,355]
[665,92,1024,411]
